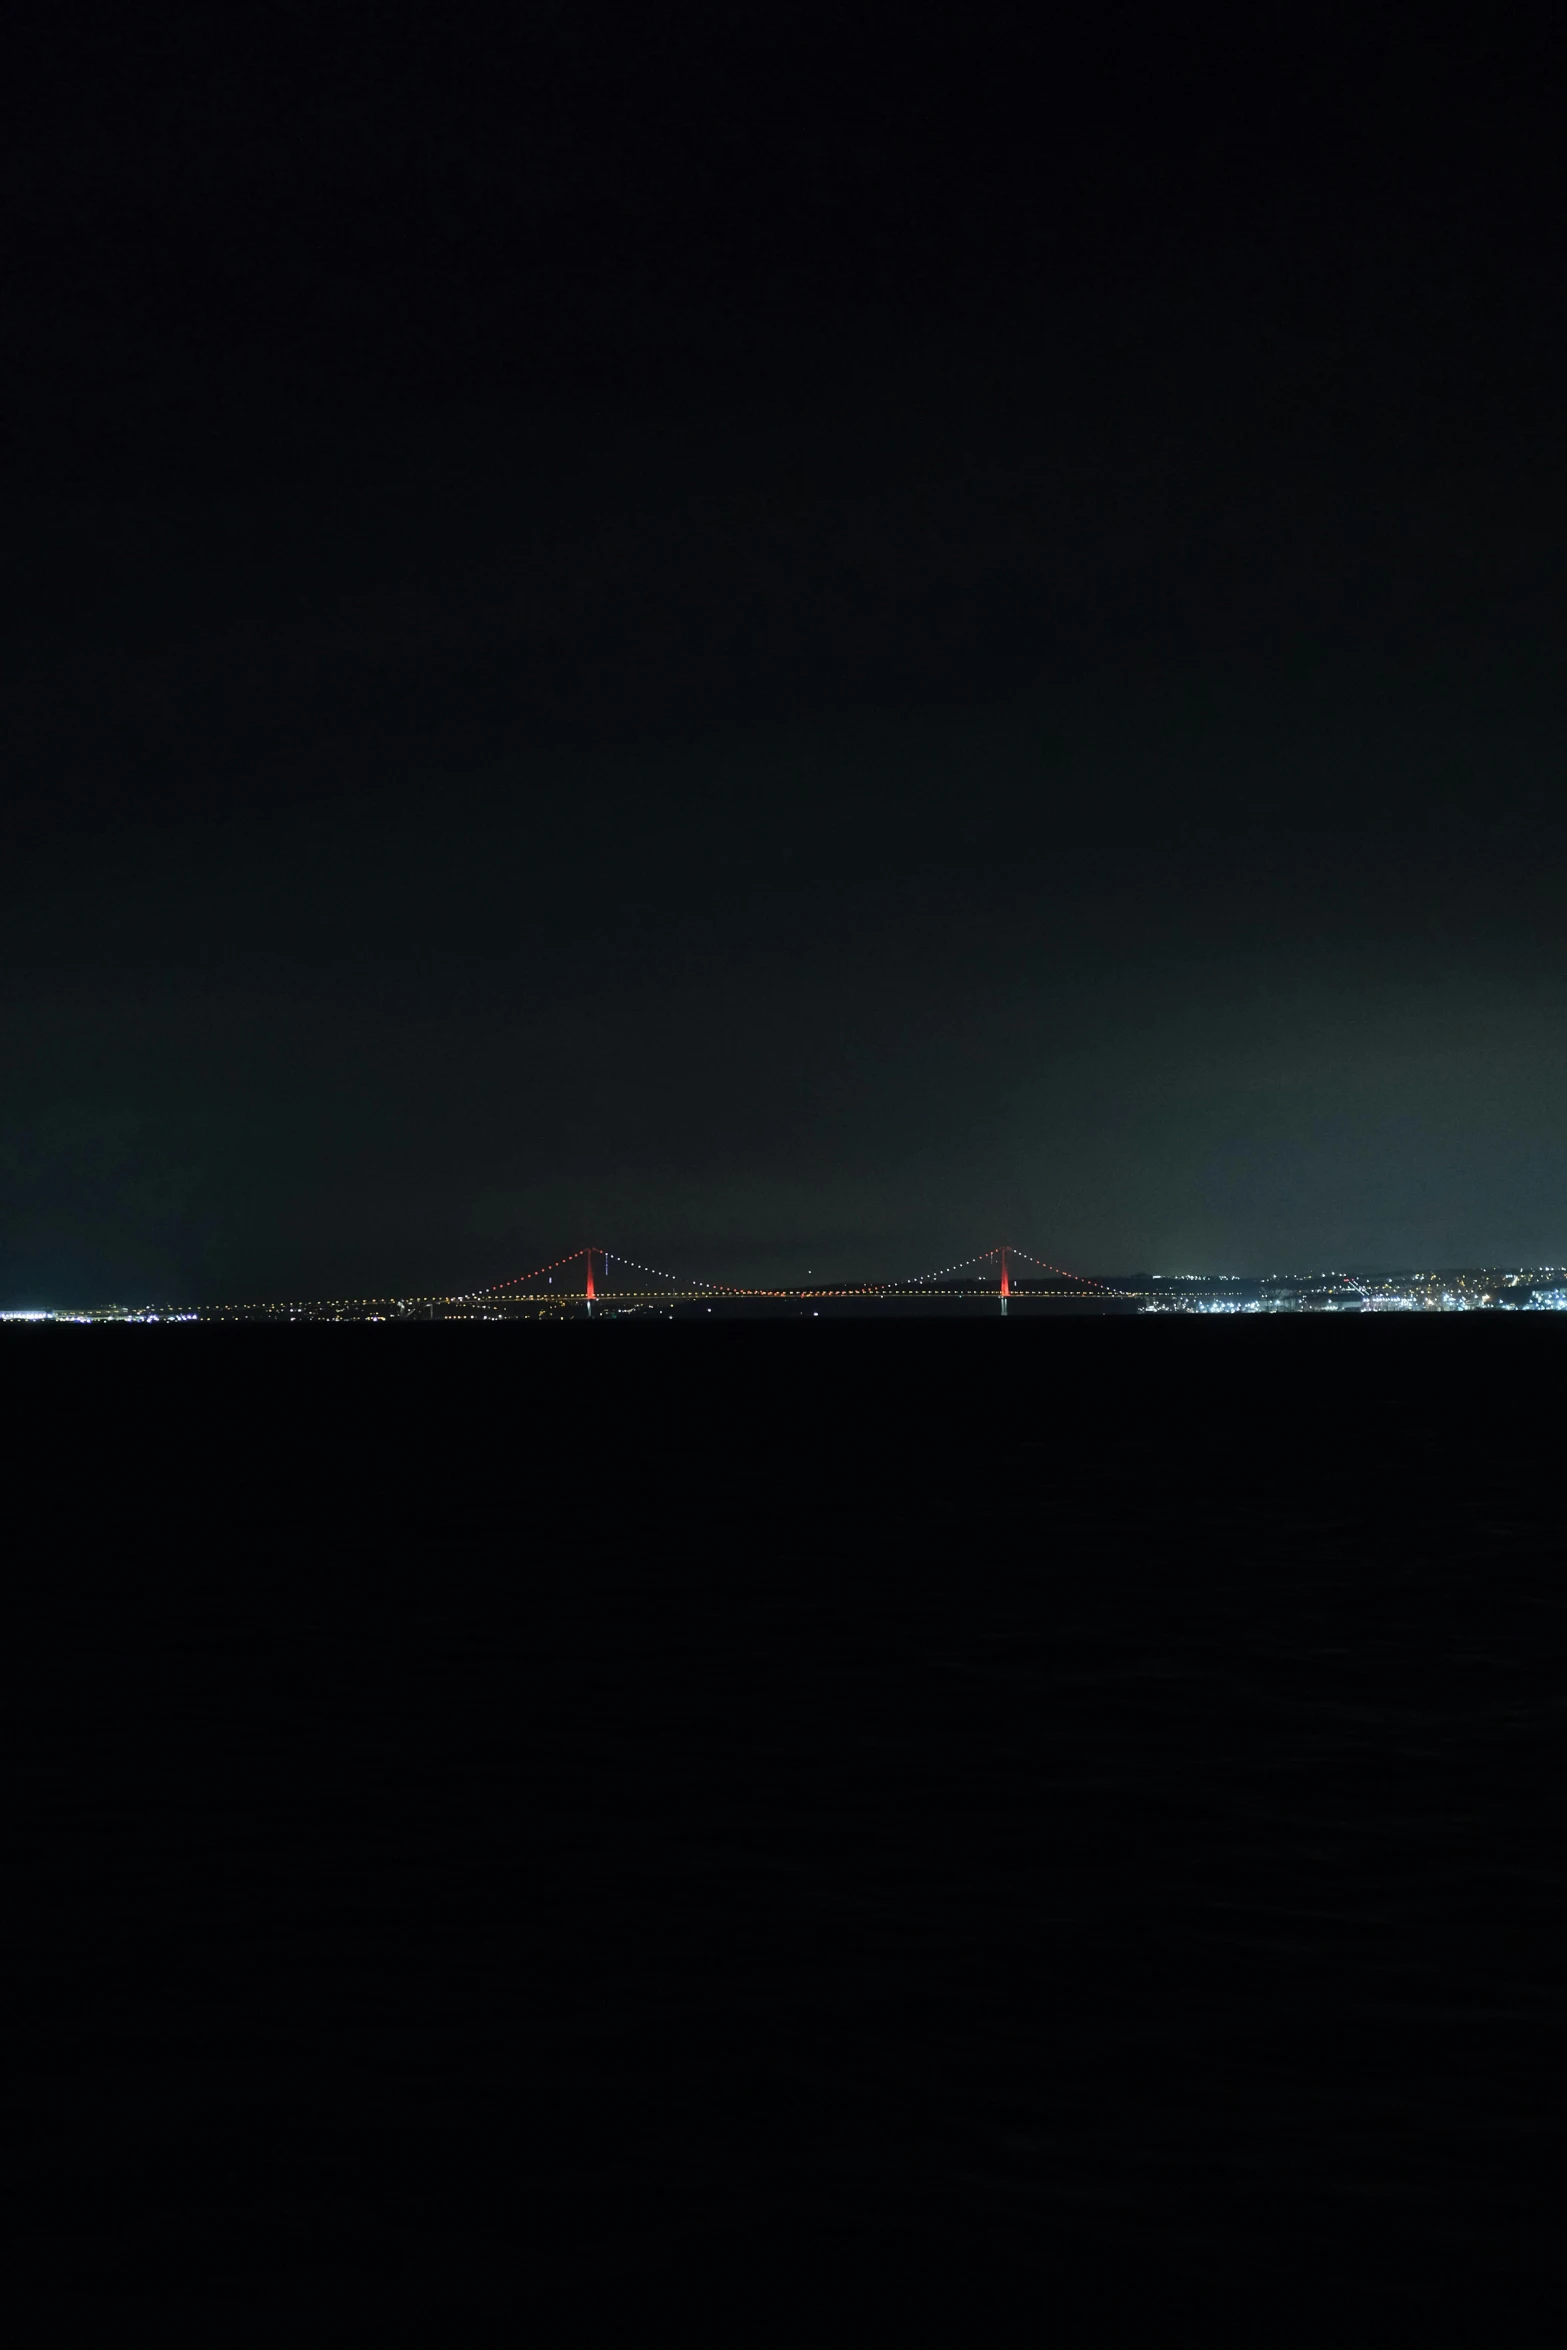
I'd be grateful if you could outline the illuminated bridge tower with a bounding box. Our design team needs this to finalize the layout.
[585,1248,596,1317]
[1000,1246,1010,1318]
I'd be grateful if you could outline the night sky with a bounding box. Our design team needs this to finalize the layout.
[6,5,1565,1303]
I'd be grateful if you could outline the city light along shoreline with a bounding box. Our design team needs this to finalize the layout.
[5,1266,1567,1323]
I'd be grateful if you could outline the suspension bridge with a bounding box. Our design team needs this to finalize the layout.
[200,1246,1137,1321]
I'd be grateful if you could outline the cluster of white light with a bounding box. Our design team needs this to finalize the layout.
[1138,1274,1567,1313]
[0,1309,200,1324]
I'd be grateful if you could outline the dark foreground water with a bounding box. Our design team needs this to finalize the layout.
[5,1322,1565,2341]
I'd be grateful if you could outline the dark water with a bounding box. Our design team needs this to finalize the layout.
[5,1323,1565,2341]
